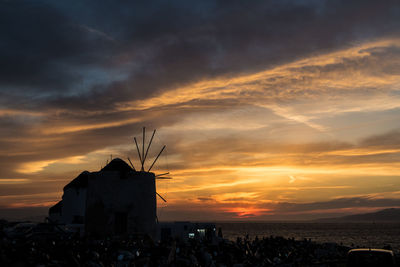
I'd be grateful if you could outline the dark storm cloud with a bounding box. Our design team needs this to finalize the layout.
[0,1,117,95]
[1,0,399,111]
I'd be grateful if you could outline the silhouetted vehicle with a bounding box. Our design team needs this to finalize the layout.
[347,248,396,267]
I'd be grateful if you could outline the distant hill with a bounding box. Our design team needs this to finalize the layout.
[316,208,400,222]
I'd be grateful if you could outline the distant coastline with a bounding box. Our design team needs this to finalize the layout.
[313,208,400,223]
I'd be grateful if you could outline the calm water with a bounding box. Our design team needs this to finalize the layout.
[217,222,400,252]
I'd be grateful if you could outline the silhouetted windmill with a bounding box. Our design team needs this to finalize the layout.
[128,127,171,203]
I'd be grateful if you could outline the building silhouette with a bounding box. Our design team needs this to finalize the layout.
[49,158,156,238]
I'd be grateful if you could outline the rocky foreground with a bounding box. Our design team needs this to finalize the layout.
[0,232,348,266]
[0,220,397,266]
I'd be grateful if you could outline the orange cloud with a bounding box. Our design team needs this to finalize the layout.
[6,201,58,208]
[2,38,400,221]
[225,207,272,218]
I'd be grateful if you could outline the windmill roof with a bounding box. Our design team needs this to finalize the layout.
[64,171,89,191]
[49,200,62,214]
[63,159,134,191]
[101,158,133,173]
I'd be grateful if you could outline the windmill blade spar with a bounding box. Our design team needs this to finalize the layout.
[127,157,136,171]
[148,145,166,172]
[134,137,143,166]
[156,172,169,177]
[156,192,167,202]
[142,127,145,170]
[143,129,156,166]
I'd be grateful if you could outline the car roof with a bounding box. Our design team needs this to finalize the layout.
[348,248,394,255]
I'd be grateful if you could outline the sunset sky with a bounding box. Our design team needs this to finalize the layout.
[1,0,400,221]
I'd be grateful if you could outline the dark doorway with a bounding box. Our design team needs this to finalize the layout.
[114,212,128,234]
[161,227,172,242]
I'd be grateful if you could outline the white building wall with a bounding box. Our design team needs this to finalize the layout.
[49,212,62,223]
[61,187,87,224]
[85,171,156,237]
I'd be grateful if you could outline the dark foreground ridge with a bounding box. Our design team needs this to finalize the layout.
[3,220,392,267]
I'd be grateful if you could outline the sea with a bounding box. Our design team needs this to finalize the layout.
[216,222,400,253]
